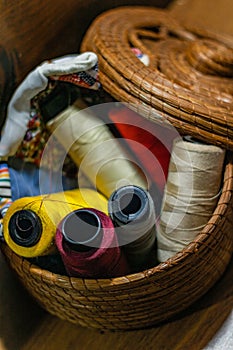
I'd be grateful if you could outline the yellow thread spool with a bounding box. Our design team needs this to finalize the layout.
[3,188,107,258]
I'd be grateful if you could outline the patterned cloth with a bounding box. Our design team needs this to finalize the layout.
[131,48,150,66]
[0,163,12,216]
[0,163,12,239]
[0,52,98,159]
[13,59,100,169]
[50,62,100,90]
[15,81,76,171]
[0,50,145,167]
[0,157,78,240]
[0,52,102,239]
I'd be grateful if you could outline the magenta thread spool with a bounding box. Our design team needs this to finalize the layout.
[108,185,157,272]
[55,208,129,278]
[61,209,103,252]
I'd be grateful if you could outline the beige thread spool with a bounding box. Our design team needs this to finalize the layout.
[46,99,147,198]
[157,136,226,262]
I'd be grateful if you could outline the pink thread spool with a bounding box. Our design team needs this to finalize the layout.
[55,208,129,278]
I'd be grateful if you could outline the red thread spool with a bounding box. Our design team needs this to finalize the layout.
[108,106,177,193]
[55,208,129,278]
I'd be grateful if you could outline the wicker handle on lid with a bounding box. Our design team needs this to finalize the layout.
[186,39,233,76]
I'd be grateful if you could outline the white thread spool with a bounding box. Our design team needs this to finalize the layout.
[157,136,226,262]
[46,99,147,198]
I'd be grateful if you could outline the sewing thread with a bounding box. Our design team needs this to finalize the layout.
[46,99,147,198]
[108,185,157,272]
[108,105,177,193]
[3,188,108,257]
[56,208,130,278]
[157,136,226,262]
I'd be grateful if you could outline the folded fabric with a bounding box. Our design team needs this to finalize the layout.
[0,52,98,157]
[14,100,73,169]
[8,157,77,201]
[0,48,146,164]
[0,158,77,227]
[0,163,12,218]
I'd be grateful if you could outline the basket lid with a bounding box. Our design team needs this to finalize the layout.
[81,6,233,150]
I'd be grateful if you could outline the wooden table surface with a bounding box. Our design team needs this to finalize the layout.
[0,0,233,349]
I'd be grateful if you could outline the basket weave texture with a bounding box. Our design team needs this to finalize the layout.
[81,6,233,150]
[1,154,233,330]
[1,6,233,331]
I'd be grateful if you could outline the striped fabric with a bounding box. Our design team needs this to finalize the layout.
[0,162,12,218]
[0,162,12,239]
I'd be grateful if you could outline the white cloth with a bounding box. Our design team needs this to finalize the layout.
[0,52,98,157]
[204,310,233,349]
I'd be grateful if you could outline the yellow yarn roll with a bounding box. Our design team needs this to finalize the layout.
[3,188,108,258]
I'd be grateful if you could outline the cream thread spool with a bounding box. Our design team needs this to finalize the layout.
[157,136,226,262]
[46,99,147,198]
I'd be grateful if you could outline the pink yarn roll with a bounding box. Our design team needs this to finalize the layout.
[55,208,129,278]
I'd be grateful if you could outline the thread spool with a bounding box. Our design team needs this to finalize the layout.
[157,136,226,262]
[45,98,147,198]
[60,209,103,251]
[56,208,130,278]
[3,188,108,258]
[108,105,177,193]
[108,185,157,272]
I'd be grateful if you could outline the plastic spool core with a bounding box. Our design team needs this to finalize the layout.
[109,186,149,224]
[62,209,102,251]
[8,209,42,247]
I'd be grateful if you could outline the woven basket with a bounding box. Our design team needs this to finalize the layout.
[1,152,233,330]
[1,6,233,331]
[81,6,233,150]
